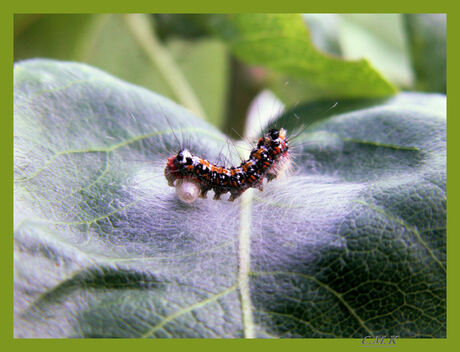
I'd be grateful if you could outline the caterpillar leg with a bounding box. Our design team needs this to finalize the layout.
[228,190,243,201]
[266,173,277,182]
[200,186,211,198]
[228,194,238,202]
[164,170,176,186]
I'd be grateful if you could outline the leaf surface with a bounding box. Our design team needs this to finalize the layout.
[14,59,446,338]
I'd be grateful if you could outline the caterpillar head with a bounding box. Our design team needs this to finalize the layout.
[165,149,195,185]
[174,149,194,166]
[258,128,288,152]
[269,127,287,142]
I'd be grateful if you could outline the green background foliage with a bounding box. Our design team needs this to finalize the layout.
[14,14,446,134]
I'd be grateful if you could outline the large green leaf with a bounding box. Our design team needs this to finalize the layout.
[210,14,397,100]
[14,59,446,338]
[302,14,414,88]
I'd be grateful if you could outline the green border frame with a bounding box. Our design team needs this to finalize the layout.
[5,1,453,351]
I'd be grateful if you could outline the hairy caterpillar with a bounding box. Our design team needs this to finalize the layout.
[164,128,290,203]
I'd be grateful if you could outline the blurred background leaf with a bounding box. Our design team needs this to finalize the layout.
[14,13,446,136]
[14,14,228,128]
[336,14,414,88]
[300,14,446,94]
[404,14,446,94]
[209,14,397,98]
[302,14,342,57]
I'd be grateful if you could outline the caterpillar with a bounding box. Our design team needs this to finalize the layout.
[164,128,290,203]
